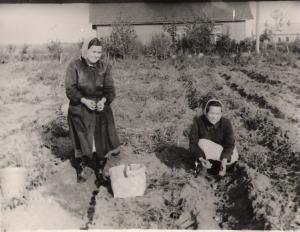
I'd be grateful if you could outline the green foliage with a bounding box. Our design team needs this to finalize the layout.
[146,33,172,59]
[104,16,140,59]
[260,29,272,42]
[162,23,179,53]
[21,44,29,55]
[181,16,215,54]
[215,34,237,57]
[47,40,63,60]
[239,37,255,53]
[163,15,215,55]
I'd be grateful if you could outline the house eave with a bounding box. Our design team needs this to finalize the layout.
[92,19,247,27]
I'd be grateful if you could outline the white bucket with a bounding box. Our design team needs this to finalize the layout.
[109,164,146,198]
[0,167,28,204]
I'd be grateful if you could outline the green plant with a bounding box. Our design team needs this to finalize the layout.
[181,15,215,55]
[146,33,172,60]
[239,37,255,53]
[260,29,272,43]
[215,35,237,57]
[104,16,139,59]
[47,40,63,60]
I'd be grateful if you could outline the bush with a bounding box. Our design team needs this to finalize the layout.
[104,16,140,59]
[18,44,30,61]
[215,35,237,57]
[163,15,215,55]
[239,37,255,53]
[146,33,172,59]
[47,40,63,60]
[180,16,215,55]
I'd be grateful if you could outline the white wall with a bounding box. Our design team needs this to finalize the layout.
[97,25,166,44]
[96,21,248,44]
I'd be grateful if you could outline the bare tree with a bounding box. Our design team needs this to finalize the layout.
[265,9,290,51]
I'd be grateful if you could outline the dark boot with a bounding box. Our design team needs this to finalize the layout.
[94,157,108,187]
[75,158,87,183]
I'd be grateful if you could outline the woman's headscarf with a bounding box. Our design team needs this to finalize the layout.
[203,98,224,116]
[80,37,101,60]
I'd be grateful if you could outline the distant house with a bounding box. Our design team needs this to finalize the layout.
[89,1,253,44]
[269,23,300,43]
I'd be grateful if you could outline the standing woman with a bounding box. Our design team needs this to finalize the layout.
[65,37,120,183]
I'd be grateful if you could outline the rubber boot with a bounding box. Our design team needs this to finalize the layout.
[94,157,108,187]
[75,158,87,183]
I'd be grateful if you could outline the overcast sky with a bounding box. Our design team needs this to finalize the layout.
[0,1,299,44]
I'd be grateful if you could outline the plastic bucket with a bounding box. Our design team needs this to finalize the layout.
[109,164,146,198]
[0,167,28,204]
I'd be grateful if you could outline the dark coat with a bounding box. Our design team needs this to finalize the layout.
[189,115,235,161]
[65,57,120,159]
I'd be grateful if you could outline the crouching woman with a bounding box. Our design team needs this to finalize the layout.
[189,99,238,176]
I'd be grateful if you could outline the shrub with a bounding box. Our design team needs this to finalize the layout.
[163,15,215,55]
[146,33,172,59]
[104,16,140,59]
[287,39,300,53]
[181,15,215,55]
[215,34,237,57]
[239,37,255,53]
[260,29,272,43]
[47,40,63,60]
[18,44,30,61]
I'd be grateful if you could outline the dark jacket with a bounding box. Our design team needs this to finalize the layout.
[189,115,235,161]
[65,57,120,159]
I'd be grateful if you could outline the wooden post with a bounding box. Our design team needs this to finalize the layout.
[256,1,260,55]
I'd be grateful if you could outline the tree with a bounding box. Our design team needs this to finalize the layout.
[265,9,291,51]
[260,29,272,43]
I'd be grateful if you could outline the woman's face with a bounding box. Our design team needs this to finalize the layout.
[206,106,222,125]
[86,45,102,63]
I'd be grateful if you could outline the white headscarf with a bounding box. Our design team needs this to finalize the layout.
[203,98,224,116]
[81,36,97,60]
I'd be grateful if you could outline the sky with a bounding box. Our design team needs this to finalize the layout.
[0,3,94,44]
[0,1,299,45]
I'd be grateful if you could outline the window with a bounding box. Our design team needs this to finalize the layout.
[278,37,281,42]
[286,37,289,42]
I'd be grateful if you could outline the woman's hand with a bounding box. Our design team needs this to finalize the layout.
[219,158,227,176]
[96,98,107,111]
[81,98,96,111]
[199,157,212,169]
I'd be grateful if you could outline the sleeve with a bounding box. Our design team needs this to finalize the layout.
[65,62,83,105]
[103,64,116,105]
[189,119,205,160]
[220,119,235,162]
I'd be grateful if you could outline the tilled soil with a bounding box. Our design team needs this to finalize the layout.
[0,57,299,230]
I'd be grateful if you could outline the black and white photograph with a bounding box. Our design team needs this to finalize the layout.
[0,0,299,230]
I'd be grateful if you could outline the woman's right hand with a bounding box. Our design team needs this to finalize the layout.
[81,98,96,111]
[199,157,212,169]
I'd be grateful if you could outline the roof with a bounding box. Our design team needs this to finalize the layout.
[90,2,253,26]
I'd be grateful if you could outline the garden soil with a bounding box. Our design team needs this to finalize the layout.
[0,57,299,230]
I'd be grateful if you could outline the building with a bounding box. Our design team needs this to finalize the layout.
[89,1,253,44]
[269,23,300,43]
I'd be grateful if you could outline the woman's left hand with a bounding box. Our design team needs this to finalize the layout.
[96,98,107,111]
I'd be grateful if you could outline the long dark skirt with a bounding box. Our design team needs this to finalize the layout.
[68,104,120,160]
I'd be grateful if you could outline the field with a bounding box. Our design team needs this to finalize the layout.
[0,45,299,230]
